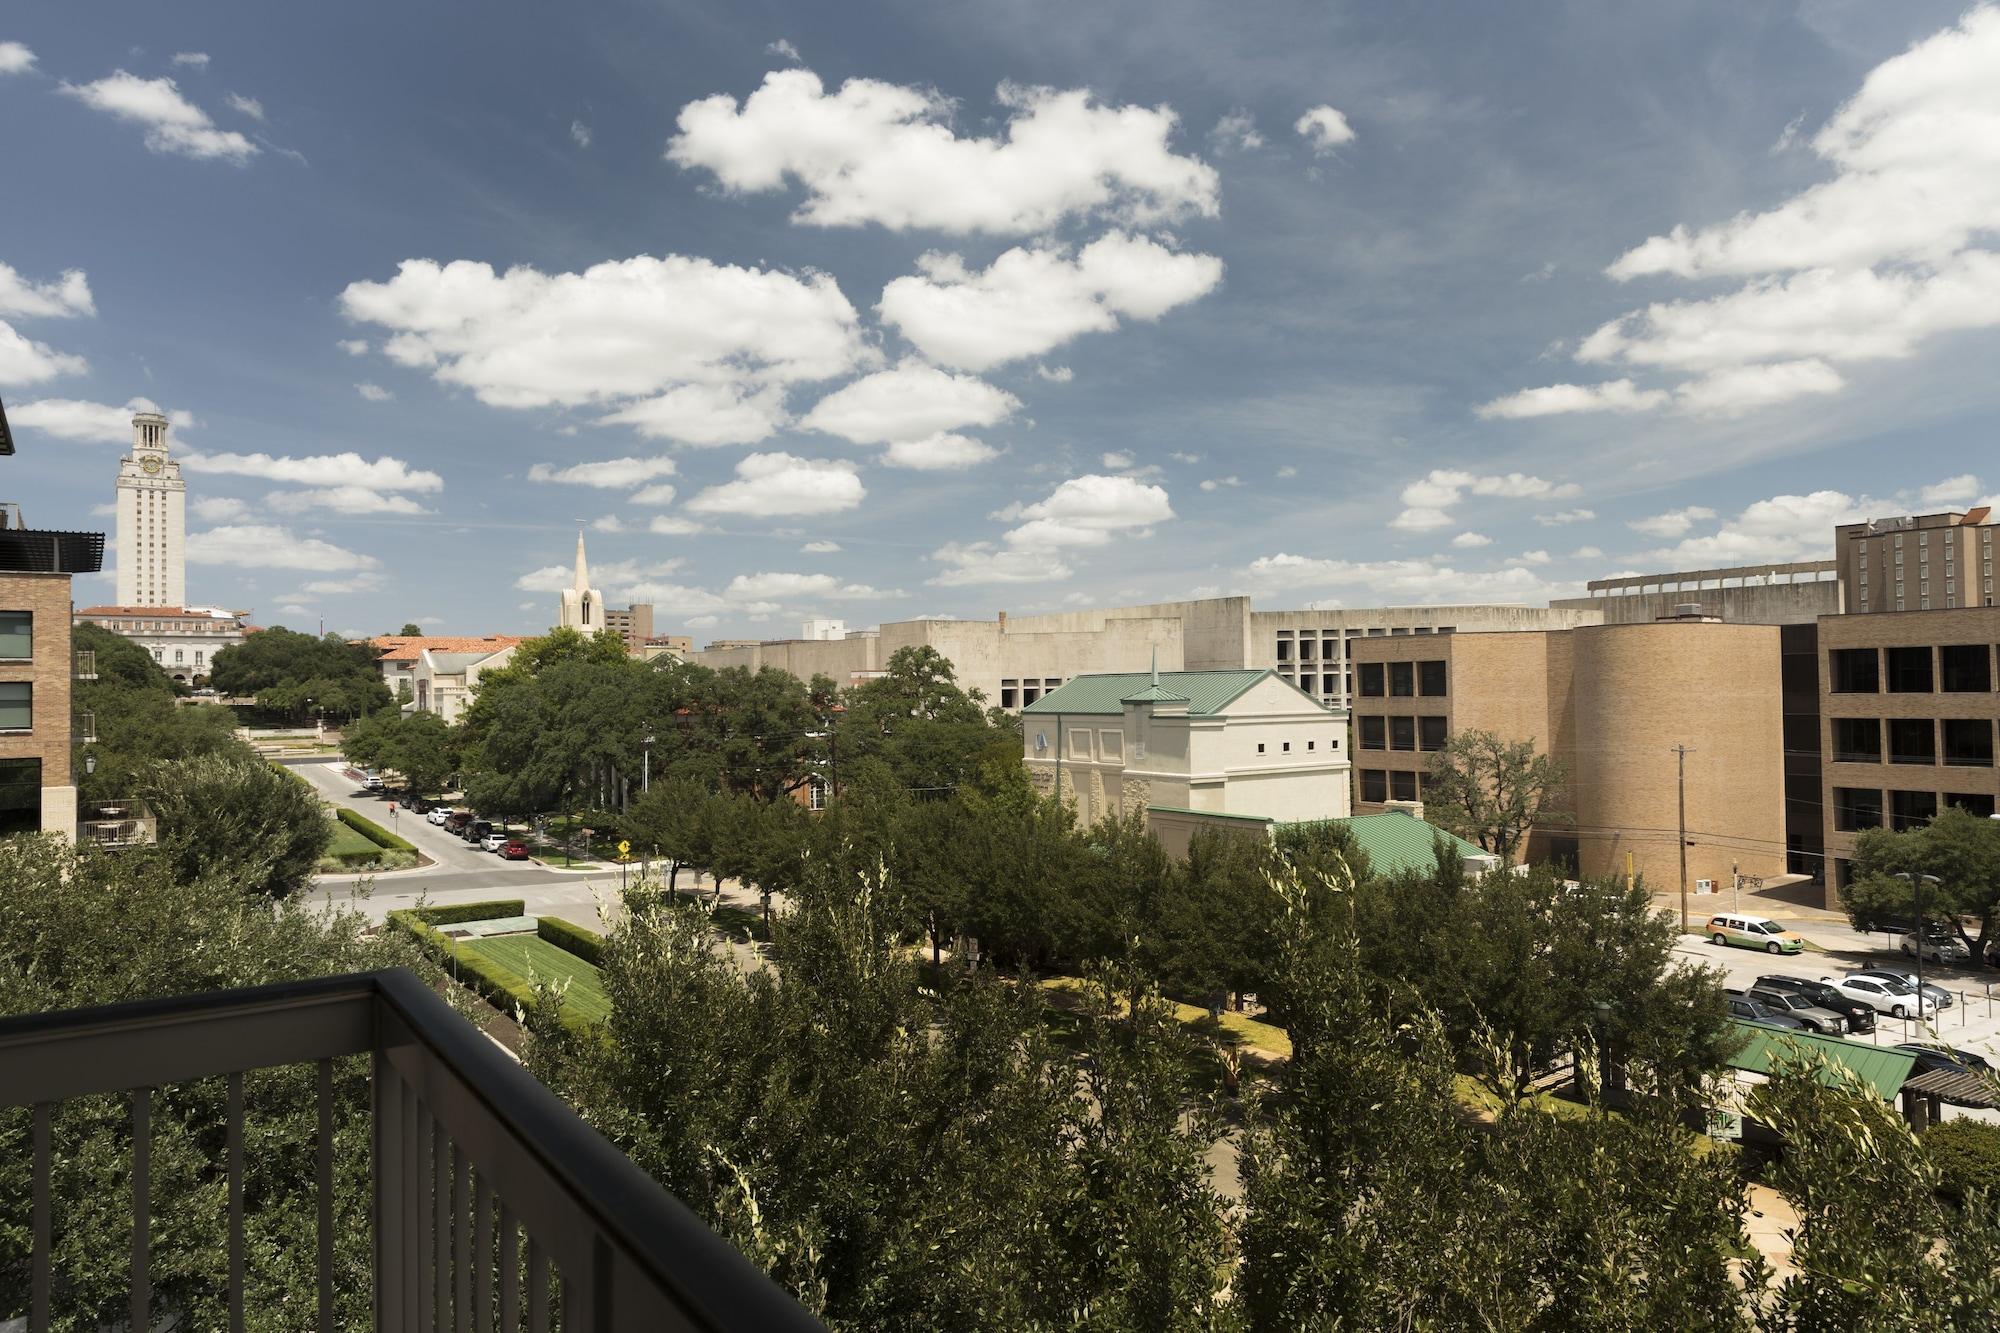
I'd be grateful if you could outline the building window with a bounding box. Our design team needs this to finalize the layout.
[1000,680,1018,709]
[1889,789,1938,832]
[1389,716,1416,751]
[1418,716,1448,751]
[1281,741,1291,753]
[1298,638,1315,661]
[1417,660,1447,696]
[0,757,40,836]
[1359,769,1387,803]
[1276,639,1291,662]
[1358,716,1385,749]
[0,681,30,731]
[1390,770,1418,802]
[1887,718,1935,765]
[1832,787,1883,832]
[1885,646,1934,693]
[1939,644,1992,692]
[1944,792,1997,818]
[0,611,29,661]
[1829,649,1878,693]
[1067,730,1090,760]
[808,778,829,812]
[1358,663,1385,697]
[1306,740,1315,751]
[1257,742,1266,754]
[174,649,184,664]
[1099,731,1123,762]
[1389,662,1415,697]
[1831,717,1881,764]
[1941,719,1994,767]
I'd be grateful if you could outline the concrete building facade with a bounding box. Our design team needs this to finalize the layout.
[368,635,527,695]
[1819,605,2000,908]
[600,603,654,653]
[1834,509,1996,615]
[412,645,517,724]
[74,605,249,684]
[691,595,1603,713]
[1552,562,1840,626]
[1021,669,1351,841]
[1348,619,1792,896]
[114,412,186,609]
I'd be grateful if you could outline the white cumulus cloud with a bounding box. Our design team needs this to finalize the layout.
[179,449,442,493]
[1475,379,1669,419]
[1627,505,1718,539]
[527,456,677,488]
[684,452,864,518]
[725,571,902,602]
[170,52,210,69]
[883,434,999,470]
[801,539,841,553]
[666,68,1219,234]
[58,71,258,162]
[1000,473,1173,548]
[927,542,1073,586]
[338,254,869,444]
[0,42,37,75]
[6,396,194,442]
[800,361,1017,445]
[186,525,379,571]
[0,264,94,319]
[1246,552,1560,604]
[878,232,1223,370]
[1450,532,1492,549]
[1295,105,1355,154]
[225,93,264,120]
[355,382,393,402]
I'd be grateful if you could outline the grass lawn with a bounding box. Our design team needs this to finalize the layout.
[1038,976,1294,1060]
[324,819,382,858]
[460,935,611,1024]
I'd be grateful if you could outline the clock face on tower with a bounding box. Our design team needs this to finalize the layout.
[141,455,163,475]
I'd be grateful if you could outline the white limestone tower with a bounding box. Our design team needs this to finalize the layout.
[556,527,604,635]
[115,411,186,607]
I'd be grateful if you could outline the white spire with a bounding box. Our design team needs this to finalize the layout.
[573,526,590,593]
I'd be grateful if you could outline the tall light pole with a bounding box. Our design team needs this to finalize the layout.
[1895,870,1943,1027]
[1672,744,1696,933]
[642,734,655,794]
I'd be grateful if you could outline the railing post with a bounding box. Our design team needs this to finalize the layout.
[131,1087,150,1333]
[374,1050,404,1333]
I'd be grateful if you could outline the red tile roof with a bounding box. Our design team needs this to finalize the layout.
[371,634,528,662]
[76,605,242,621]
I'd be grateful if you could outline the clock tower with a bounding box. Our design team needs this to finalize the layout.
[115,411,186,607]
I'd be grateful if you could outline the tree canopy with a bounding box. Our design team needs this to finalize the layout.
[1842,805,2000,964]
[207,627,390,720]
[1422,727,1570,861]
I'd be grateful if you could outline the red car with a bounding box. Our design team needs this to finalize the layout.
[500,840,530,861]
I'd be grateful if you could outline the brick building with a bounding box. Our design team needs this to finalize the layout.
[1820,606,2000,906]
[1348,617,1793,899]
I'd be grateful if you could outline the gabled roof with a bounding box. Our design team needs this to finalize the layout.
[374,634,527,662]
[1724,1022,1918,1101]
[1120,682,1191,705]
[1024,669,1289,716]
[1323,811,1496,877]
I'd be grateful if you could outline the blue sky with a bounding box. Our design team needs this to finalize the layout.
[3,0,1996,639]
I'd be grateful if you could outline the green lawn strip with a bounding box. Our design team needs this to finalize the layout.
[461,935,611,1024]
[1037,975,1294,1060]
[325,820,380,858]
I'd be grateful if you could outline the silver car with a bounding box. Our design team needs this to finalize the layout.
[1899,930,1971,965]
[1746,986,1845,1035]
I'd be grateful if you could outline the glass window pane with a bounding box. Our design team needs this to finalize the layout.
[1360,769,1387,803]
[0,611,30,660]
[1417,660,1447,696]
[1358,663,1384,697]
[0,681,29,731]
[1389,716,1416,751]
[1358,716,1386,750]
[1389,662,1414,697]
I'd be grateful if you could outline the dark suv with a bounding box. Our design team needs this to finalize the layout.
[1755,974,1876,1034]
[1724,990,1807,1030]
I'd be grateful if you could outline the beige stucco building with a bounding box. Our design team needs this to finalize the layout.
[411,644,517,724]
[1020,669,1352,842]
[1348,617,1792,898]
[74,605,249,684]
[691,595,1602,712]
[114,412,185,609]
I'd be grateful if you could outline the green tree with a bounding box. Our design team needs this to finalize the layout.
[1421,727,1569,861]
[1842,805,2000,962]
[620,777,718,900]
[73,624,246,804]
[397,622,423,636]
[836,646,1001,792]
[209,627,388,720]
[143,754,332,898]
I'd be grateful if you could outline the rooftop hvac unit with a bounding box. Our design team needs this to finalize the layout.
[1695,878,1716,893]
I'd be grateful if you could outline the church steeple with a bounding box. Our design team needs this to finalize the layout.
[555,526,604,636]
[573,526,590,593]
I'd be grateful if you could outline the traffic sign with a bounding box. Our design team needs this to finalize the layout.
[618,839,631,856]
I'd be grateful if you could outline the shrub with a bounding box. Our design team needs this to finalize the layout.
[387,910,541,1020]
[335,806,417,853]
[1925,1119,2000,1205]
[537,916,605,965]
[410,899,526,926]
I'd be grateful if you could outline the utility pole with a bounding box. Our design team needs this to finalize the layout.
[1733,859,1741,913]
[1672,744,1696,934]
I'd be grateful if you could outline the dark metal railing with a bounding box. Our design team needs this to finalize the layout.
[0,968,821,1332]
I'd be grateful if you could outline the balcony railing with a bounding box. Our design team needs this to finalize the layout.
[72,711,95,745]
[73,649,95,681]
[0,968,820,1332]
[77,797,156,848]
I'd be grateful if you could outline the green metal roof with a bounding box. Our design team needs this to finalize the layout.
[1724,1021,1918,1100]
[1023,669,1282,716]
[1326,811,1496,877]
[1120,683,1192,705]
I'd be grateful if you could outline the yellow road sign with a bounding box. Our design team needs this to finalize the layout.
[618,839,631,856]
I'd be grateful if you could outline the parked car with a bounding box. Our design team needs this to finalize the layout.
[1849,968,1953,1010]
[1754,974,1877,1034]
[1823,973,1936,1021]
[1745,986,1847,1035]
[444,812,472,832]
[1706,913,1805,955]
[501,840,531,861]
[362,771,384,791]
[480,831,509,853]
[1895,1044,1995,1078]
[1899,927,1971,965]
[427,808,452,826]
[1724,990,1809,1030]
[461,820,493,843]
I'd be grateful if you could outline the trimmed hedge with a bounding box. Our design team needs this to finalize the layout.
[1925,1119,2000,1205]
[537,916,604,965]
[387,910,539,1017]
[336,806,416,853]
[410,899,526,927]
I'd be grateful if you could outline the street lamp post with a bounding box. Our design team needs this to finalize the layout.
[642,734,655,794]
[1895,870,1943,1028]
